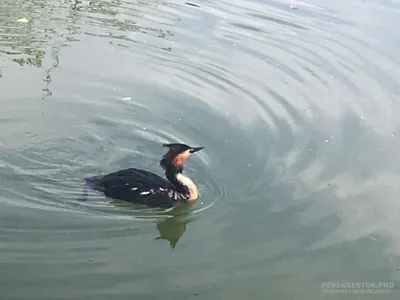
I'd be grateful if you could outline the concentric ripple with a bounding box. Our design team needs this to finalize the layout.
[1,0,400,298]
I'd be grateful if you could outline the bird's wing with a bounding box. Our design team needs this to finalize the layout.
[100,168,174,190]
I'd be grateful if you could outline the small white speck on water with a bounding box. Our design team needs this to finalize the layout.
[330,135,334,139]
[276,63,280,66]
[325,140,328,143]
[370,236,377,241]
[329,75,333,79]
[361,116,364,119]
[392,134,395,137]
[112,87,116,90]
[142,127,146,130]
[308,148,312,151]
[178,118,182,121]
[392,187,396,191]
[89,257,94,261]
[0,143,3,146]
[200,202,204,205]
[17,18,28,23]
[248,164,251,167]
[295,148,299,151]
[233,44,237,47]
[122,97,131,101]
[290,5,297,9]
[381,148,384,151]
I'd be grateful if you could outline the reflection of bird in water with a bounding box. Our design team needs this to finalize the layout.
[155,206,191,248]
[80,143,205,208]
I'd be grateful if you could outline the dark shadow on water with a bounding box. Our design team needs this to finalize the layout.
[111,199,192,249]
[155,204,192,249]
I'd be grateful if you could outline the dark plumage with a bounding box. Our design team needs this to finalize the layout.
[80,143,205,208]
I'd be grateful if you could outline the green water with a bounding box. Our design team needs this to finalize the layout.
[1,0,400,299]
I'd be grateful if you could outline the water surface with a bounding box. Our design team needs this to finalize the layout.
[1,0,400,299]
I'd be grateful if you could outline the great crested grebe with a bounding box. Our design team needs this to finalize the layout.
[81,143,205,207]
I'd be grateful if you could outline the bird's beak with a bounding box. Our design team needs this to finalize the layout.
[190,146,205,153]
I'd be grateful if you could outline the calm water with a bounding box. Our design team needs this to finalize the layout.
[1,0,400,299]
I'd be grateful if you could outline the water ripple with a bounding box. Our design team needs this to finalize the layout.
[0,0,398,229]
[1,0,400,297]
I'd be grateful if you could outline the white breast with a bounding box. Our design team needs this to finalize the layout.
[176,173,199,201]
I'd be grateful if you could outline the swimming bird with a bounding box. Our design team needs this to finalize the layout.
[81,143,205,207]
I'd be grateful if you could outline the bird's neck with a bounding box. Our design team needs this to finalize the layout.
[165,168,199,201]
